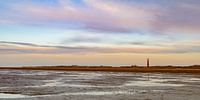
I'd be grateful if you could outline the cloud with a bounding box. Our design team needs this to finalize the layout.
[62,34,103,43]
[0,0,155,33]
[0,41,200,54]
[0,41,167,54]
[152,0,200,34]
[0,0,200,34]
[123,39,200,53]
[130,42,147,45]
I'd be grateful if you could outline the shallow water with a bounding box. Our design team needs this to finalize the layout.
[0,70,200,100]
[0,93,27,98]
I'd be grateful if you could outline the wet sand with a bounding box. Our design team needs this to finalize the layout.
[0,70,200,100]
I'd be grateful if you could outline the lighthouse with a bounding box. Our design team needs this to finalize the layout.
[147,58,150,67]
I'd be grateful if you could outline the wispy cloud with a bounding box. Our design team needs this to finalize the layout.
[152,0,200,34]
[61,34,103,44]
[1,41,200,54]
[0,41,166,54]
[1,0,199,34]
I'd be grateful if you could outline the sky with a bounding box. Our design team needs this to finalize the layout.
[0,0,200,67]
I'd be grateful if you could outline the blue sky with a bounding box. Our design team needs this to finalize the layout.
[0,0,200,66]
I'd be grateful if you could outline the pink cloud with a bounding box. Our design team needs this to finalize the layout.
[1,0,200,34]
[2,0,154,33]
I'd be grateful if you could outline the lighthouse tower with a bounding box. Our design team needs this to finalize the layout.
[147,58,150,67]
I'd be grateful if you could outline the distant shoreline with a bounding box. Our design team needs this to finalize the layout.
[1,65,200,73]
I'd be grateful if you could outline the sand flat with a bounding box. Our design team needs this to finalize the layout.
[0,70,200,100]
